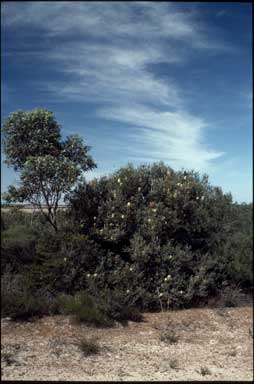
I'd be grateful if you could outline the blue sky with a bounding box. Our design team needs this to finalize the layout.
[1,2,252,203]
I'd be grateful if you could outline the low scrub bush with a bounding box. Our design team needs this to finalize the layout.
[86,274,144,324]
[2,272,57,319]
[28,233,106,295]
[57,288,143,326]
[160,329,179,344]
[57,291,113,327]
[1,207,34,231]
[2,352,17,366]
[169,359,178,369]
[200,366,212,376]
[79,337,100,356]
[228,349,237,357]
[1,273,52,320]
[218,284,245,308]
[1,224,38,273]
[101,297,143,325]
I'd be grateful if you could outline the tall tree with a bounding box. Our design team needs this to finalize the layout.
[2,108,96,231]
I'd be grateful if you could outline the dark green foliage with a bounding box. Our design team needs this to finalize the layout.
[66,163,252,309]
[1,273,53,320]
[58,292,112,327]
[1,218,39,273]
[221,203,253,287]
[2,290,48,321]
[1,162,252,321]
[68,163,233,253]
[2,109,61,171]
[2,108,96,232]
[28,232,106,294]
[1,207,32,230]
[57,289,143,326]
[2,109,96,172]
[91,286,143,325]
[66,178,109,235]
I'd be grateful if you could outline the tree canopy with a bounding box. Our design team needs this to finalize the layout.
[2,108,96,231]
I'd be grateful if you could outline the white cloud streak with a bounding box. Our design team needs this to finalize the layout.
[3,2,228,172]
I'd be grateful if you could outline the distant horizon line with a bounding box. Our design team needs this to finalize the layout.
[1,203,67,208]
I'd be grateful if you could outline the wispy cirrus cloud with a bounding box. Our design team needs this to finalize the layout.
[43,42,182,109]
[3,2,231,172]
[98,105,224,171]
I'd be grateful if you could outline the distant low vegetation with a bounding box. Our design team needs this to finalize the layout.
[1,109,253,323]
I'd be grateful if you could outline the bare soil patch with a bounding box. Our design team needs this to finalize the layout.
[1,306,253,381]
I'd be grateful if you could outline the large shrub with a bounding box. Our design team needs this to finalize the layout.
[1,163,251,315]
[66,162,239,309]
[69,163,232,249]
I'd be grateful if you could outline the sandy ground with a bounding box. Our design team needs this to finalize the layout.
[1,306,253,381]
